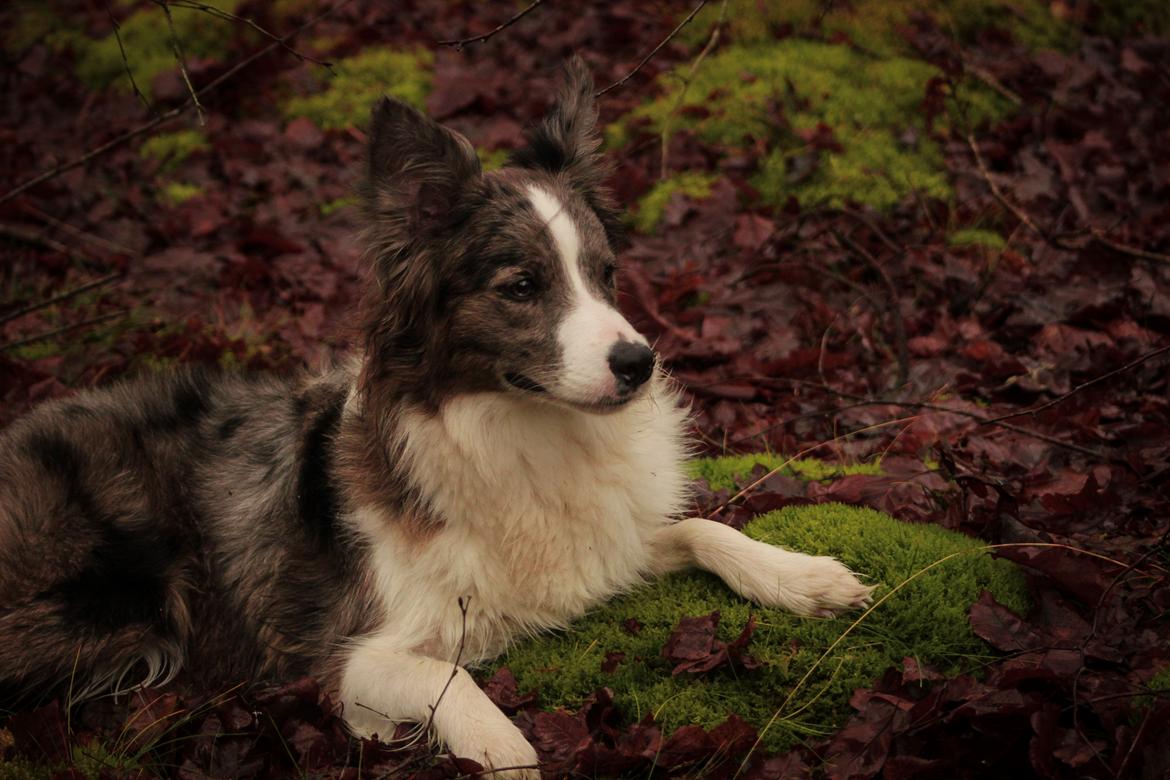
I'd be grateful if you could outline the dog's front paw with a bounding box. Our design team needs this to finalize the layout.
[728,541,874,617]
[446,723,540,780]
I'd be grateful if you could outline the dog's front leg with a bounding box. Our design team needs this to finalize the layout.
[339,643,539,779]
[646,518,873,616]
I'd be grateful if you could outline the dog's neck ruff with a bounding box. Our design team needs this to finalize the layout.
[347,382,691,662]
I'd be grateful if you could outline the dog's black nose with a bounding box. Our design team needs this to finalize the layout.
[607,342,654,392]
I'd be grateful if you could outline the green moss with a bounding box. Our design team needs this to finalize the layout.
[623,40,1010,211]
[633,172,718,233]
[497,503,1029,752]
[689,453,883,490]
[140,130,208,172]
[681,0,1072,54]
[319,195,358,217]
[283,47,433,130]
[161,181,202,205]
[477,147,510,172]
[949,227,1006,252]
[73,0,240,96]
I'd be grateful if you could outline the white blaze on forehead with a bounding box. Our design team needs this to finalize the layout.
[525,185,647,404]
[525,186,585,292]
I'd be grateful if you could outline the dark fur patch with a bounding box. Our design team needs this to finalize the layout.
[146,369,212,432]
[297,390,346,551]
[54,523,172,630]
[24,432,82,480]
[217,415,245,440]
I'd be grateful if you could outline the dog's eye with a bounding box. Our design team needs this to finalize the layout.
[603,263,617,287]
[501,275,538,301]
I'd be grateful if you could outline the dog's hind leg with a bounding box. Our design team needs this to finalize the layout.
[646,517,874,616]
[339,640,539,779]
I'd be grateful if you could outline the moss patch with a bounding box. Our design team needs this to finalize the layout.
[160,181,202,205]
[477,147,510,172]
[283,47,433,130]
[688,452,884,490]
[633,171,718,233]
[623,40,1008,211]
[497,499,1028,751]
[71,0,239,96]
[140,130,208,172]
[681,0,1072,54]
[949,227,1006,252]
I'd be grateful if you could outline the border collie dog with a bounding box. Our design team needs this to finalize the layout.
[0,59,871,777]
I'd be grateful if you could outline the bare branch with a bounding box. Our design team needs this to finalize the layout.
[0,0,354,208]
[659,0,727,177]
[105,0,153,113]
[966,133,1170,264]
[0,222,92,264]
[437,0,546,51]
[167,0,334,71]
[0,272,124,327]
[156,0,206,125]
[979,342,1170,426]
[832,228,910,388]
[425,596,470,735]
[596,0,709,98]
[0,310,127,353]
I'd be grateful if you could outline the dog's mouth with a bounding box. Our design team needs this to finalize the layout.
[504,371,642,414]
[504,372,547,394]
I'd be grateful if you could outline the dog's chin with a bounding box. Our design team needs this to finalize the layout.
[502,372,639,414]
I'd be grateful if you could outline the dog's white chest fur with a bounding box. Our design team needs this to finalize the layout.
[351,381,690,662]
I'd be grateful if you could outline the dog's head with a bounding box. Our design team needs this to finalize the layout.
[358,57,655,414]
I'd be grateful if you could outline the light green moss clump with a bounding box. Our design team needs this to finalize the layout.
[633,171,718,233]
[498,502,1028,751]
[161,181,202,205]
[73,0,239,96]
[477,147,510,172]
[689,453,883,490]
[283,48,433,130]
[681,0,1072,54]
[624,40,1008,211]
[319,196,358,217]
[140,130,208,171]
[949,227,1006,252]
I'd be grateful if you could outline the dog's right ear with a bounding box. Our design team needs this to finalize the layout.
[362,96,481,256]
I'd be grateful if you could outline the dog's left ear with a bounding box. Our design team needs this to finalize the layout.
[511,56,622,246]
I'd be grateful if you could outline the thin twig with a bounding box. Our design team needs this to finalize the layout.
[437,0,546,51]
[962,61,1023,107]
[18,204,140,257]
[966,133,1054,242]
[595,0,709,98]
[0,310,126,352]
[0,272,124,327]
[156,0,206,125]
[832,229,910,388]
[980,343,1170,425]
[167,0,334,70]
[659,0,727,177]
[424,596,470,735]
[106,0,153,113]
[0,0,353,208]
[1089,227,1170,263]
[967,134,1170,264]
[0,222,91,264]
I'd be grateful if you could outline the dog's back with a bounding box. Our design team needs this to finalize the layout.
[0,365,373,703]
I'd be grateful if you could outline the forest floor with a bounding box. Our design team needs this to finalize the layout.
[1,0,1169,777]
